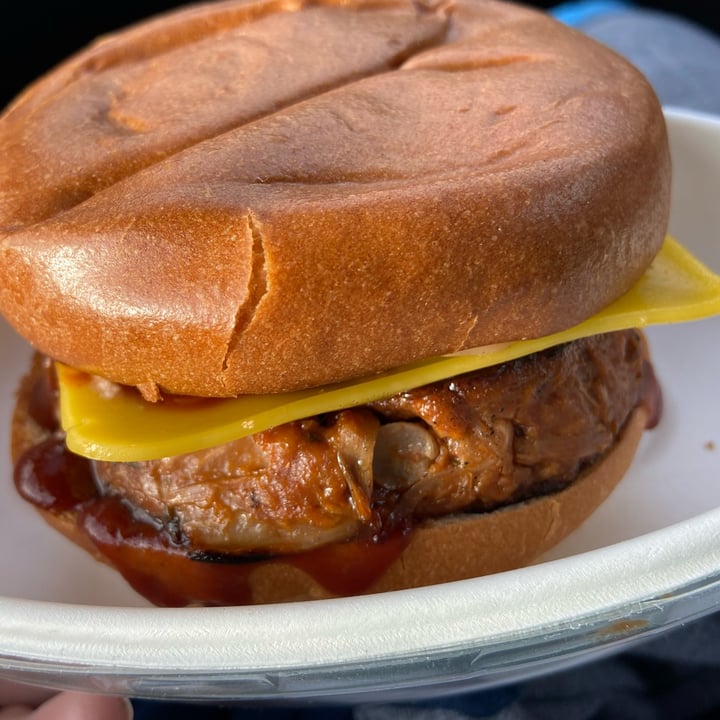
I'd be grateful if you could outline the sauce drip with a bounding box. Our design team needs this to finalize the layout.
[80,491,407,606]
[14,444,408,606]
[14,365,409,605]
[15,437,96,512]
[12,337,662,606]
[80,495,255,607]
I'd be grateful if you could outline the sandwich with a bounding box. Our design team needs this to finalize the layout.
[2,0,719,606]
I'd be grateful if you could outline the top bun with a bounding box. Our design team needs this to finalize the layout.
[0,0,669,396]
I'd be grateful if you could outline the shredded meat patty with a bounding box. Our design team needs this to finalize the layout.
[92,330,653,555]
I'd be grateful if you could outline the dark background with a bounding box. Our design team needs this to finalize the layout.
[1,1,719,108]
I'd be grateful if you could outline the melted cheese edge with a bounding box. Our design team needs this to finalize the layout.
[58,236,720,462]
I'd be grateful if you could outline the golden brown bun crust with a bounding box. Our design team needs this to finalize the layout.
[11,356,647,603]
[0,0,670,396]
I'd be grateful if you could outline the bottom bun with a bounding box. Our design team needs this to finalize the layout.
[12,358,647,604]
[249,407,647,603]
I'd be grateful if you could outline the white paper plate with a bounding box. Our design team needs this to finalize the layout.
[0,109,719,703]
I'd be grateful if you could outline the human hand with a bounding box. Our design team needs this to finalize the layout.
[0,680,132,719]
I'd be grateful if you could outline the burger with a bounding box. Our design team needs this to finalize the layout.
[0,0,716,606]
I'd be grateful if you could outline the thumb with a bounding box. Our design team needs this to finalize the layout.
[30,692,132,720]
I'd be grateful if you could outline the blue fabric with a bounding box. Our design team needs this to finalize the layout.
[133,685,520,719]
[132,702,350,719]
[577,7,720,114]
[550,0,629,25]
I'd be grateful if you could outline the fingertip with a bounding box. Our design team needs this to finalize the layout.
[0,680,55,707]
[0,705,34,719]
[31,692,132,720]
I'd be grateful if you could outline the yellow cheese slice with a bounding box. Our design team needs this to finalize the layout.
[59,236,720,463]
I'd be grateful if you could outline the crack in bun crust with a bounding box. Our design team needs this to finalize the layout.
[0,0,670,396]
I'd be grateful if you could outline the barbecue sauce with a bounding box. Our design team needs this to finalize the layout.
[14,440,409,606]
[13,336,663,607]
[14,362,409,605]
[82,490,407,606]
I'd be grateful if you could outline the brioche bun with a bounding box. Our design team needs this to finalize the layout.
[0,0,669,397]
[3,0,669,606]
